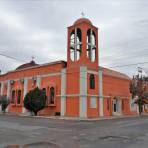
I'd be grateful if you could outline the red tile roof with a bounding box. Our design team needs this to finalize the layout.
[100,66,130,80]
[15,60,38,70]
[74,18,93,26]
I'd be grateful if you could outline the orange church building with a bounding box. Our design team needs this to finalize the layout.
[0,18,137,118]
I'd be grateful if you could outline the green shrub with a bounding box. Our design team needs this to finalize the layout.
[24,87,46,116]
[0,95,10,113]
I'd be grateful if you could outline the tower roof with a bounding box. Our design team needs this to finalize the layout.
[73,18,93,26]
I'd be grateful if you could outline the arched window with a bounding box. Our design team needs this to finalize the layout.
[107,99,110,111]
[49,87,55,104]
[11,90,15,104]
[122,100,124,111]
[87,29,96,62]
[70,28,82,61]
[17,90,21,104]
[42,88,46,94]
[113,97,118,112]
[90,74,95,89]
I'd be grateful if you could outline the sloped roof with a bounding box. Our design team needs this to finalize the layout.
[0,60,67,78]
[100,66,131,80]
[15,60,67,72]
[15,60,38,70]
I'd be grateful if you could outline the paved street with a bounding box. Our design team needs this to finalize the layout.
[0,115,148,148]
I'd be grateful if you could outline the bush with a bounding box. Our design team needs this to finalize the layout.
[0,95,10,113]
[24,87,46,116]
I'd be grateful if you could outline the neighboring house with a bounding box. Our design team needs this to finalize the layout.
[0,17,137,118]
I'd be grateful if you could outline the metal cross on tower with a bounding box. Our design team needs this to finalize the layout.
[81,12,85,18]
[31,56,35,61]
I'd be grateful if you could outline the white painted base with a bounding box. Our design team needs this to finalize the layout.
[22,107,27,113]
[99,98,104,117]
[79,96,87,118]
[137,106,139,114]
[61,97,66,116]
[6,106,9,112]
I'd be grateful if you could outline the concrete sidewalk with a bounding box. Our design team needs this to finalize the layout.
[0,112,146,121]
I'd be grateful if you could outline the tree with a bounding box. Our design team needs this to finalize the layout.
[130,75,148,115]
[24,87,46,116]
[0,95,10,113]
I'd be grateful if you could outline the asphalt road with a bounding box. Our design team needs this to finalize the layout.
[0,115,148,148]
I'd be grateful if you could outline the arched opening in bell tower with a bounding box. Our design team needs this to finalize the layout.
[87,29,96,62]
[70,28,82,61]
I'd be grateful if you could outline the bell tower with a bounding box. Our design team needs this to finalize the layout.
[65,17,99,118]
[67,17,99,69]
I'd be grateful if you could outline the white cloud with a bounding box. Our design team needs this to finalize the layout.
[0,9,23,30]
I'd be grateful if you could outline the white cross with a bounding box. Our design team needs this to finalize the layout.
[31,56,35,61]
[138,67,142,73]
[81,12,85,18]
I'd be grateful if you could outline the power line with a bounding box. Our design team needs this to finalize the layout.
[0,53,25,63]
[100,48,148,59]
[0,51,148,71]
[100,53,148,63]
[108,61,148,68]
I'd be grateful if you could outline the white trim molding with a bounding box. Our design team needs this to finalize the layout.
[0,72,62,84]
[79,66,87,118]
[7,80,10,98]
[57,94,111,98]
[36,75,41,88]
[0,81,4,96]
[6,80,10,112]
[61,68,66,116]
[99,68,104,117]
[87,70,98,75]
[22,78,28,113]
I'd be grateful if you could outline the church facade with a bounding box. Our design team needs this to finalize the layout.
[0,18,137,118]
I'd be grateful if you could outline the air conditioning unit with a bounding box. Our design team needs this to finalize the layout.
[20,78,24,83]
[32,77,37,82]
[10,80,15,85]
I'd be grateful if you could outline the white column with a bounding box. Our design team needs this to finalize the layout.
[7,81,10,98]
[61,68,66,116]
[74,28,77,61]
[0,81,4,112]
[22,78,28,113]
[119,99,122,115]
[79,66,87,118]
[0,81,4,96]
[6,80,10,112]
[99,68,104,117]
[36,76,41,88]
[137,105,139,114]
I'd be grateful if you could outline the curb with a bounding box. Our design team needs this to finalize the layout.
[0,112,146,121]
